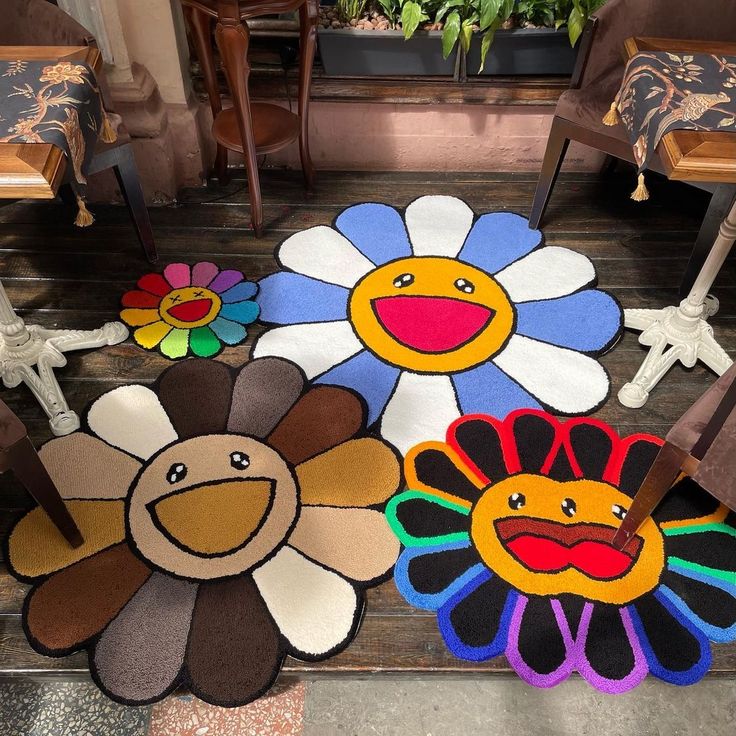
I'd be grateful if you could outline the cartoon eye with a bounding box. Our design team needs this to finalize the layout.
[612,504,627,520]
[508,492,526,510]
[166,463,187,484]
[393,273,414,288]
[230,452,250,470]
[561,498,577,517]
[454,278,475,294]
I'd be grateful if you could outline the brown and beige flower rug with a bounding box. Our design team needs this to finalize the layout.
[5,357,402,707]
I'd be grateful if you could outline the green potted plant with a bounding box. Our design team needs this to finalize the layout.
[317,0,606,77]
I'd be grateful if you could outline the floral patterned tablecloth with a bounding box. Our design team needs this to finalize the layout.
[0,60,115,223]
[612,52,736,182]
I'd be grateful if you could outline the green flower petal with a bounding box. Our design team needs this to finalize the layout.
[386,489,471,548]
[159,328,189,359]
[189,326,221,357]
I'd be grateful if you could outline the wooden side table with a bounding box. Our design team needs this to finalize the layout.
[617,37,736,408]
[181,0,318,236]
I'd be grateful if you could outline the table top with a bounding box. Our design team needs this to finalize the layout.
[624,37,736,183]
[0,46,101,200]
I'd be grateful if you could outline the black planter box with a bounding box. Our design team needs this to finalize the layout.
[318,26,577,78]
[467,28,577,76]
[318,29,456,77]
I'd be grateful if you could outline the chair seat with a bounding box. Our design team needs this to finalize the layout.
[180,0,304,20]
[556,87,630,141]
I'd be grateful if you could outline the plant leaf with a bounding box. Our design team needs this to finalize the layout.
[442,10,461,59]
[479,27,496,73]
[434,0,464,24]
[401,0,423,39]
[567,5,584,46]
[478,0,502,30]
[459,21,473,54]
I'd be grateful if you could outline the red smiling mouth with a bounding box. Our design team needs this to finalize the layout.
[167,298,213,323]
[372,295,494,353]
[494,517,643,580]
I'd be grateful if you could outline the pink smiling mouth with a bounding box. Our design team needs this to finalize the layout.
[372,295,494,353]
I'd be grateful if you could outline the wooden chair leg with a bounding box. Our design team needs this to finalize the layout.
[111,145,158,263]
[215,16,263,237]
[679,184,736,299]
[184,5,230,185]
[7,437,83,548]
[611,441,688,551]
[529,117,571,229]
[297,0,318,191]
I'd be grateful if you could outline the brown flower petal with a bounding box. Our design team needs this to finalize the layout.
[157,359,234,438]
[268,386,364,465]
[185,576,281,706]
[26,543,151,655]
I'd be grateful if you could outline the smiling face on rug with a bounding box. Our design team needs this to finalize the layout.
[7,357,402,708]
[387,410,736,694]
[128,435,299,579]
[254,197,623,454]
[471,475,664,604]
[157,286,222,330]
[349,256,515,373]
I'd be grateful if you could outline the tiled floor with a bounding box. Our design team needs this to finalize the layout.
[1,677,735,736]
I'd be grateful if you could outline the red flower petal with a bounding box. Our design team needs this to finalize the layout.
[122,290,162,309]
[137,273,172,297]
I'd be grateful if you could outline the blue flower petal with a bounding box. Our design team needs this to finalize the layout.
[219,281,258,303]
[437,569,517,662]
[393,539,486,611]
[629,592,712,686]
[316,350,400,426]
[257,272,350,325]
[219,300,260,325]
[209,316,247,345]
[335,203,413,266]
[515,290,622,352]
[452,361,542,417]
[458,212,542,274]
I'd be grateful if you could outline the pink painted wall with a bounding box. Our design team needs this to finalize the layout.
[204,102,605,173]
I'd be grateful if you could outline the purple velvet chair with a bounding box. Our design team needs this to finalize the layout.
[529,0,736,298]
[613,362,736,549]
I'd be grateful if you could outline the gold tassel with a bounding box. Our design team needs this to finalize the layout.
[75,196,95,227]
[602,101,620,126]
[100,112,117,144]
[631,173,650,202]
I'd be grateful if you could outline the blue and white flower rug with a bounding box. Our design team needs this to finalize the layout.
[254,197,623,454]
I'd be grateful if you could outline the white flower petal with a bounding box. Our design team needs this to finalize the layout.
[253,546,358,657]
[494,335,609,414]
[495,246,596,303]
[405,196,474,257]
[380,372,460,455]
[87,385,177,460]
[278,225,375,287]
[251,321,363,379]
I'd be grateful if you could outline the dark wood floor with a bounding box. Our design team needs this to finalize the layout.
[1,169,735,679]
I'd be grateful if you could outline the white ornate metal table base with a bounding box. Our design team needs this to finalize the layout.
[0,280,128,436]
[619,198,736,408]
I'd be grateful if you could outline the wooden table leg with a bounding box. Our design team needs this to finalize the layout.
[298,0,318,191]
[215,11,263,236]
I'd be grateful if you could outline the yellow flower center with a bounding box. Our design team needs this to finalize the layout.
[348,257,515,373]
[159,286,222,329]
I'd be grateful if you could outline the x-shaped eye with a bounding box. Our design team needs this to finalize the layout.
[169,294,181,303]
[194,290,204,298]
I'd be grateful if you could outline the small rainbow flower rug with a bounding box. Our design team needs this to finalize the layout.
[120,262,260,359]
[387,410,736,693]
[6,357,402,707]
[254,197,623,455]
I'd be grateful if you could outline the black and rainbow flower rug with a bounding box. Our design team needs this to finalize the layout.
[387,410,736,693]
[6,358,402,707]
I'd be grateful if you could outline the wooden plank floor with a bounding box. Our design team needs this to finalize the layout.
[1,169,735,679]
